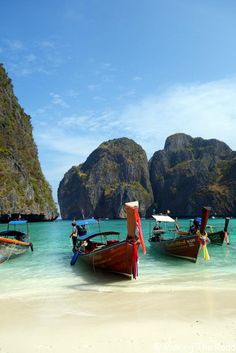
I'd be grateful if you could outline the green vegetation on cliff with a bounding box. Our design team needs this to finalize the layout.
[0,64,58,219]
[58,137,153,219]
[149,133,236,217]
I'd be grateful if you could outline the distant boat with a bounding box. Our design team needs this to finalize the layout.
[0,220,33,263]
[70,201,146,279]
[149,207,211,263]
[206,217,230,245]
[177,217,230,246]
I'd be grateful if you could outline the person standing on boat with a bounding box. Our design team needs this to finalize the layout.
[70,222,78,251]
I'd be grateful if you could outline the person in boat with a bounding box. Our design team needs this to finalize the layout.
[70,222,78,251]
[77,224,87,236]
[153,221,161,231]
[189,218,200,234]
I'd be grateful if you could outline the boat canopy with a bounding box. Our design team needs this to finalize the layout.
[76,218,97,226]
[152,215,175,223]
[9,220,28,225]
[78,231,120,241]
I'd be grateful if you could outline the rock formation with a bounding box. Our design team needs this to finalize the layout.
[149,133,236,217]
[0,64,58,222]
[58,138,153,219]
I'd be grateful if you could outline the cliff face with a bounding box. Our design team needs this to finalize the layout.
[149,133,236,217]
[58,138,153,219]
[0,64,58,221]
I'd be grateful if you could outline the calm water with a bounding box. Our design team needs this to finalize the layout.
[1,218,236,299]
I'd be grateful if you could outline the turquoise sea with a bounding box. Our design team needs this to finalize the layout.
[1,218,236,299]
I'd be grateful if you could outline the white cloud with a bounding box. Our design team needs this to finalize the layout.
[115,78,236,156]
[34,77,236,200]
[50,92,69,108]
[36,128,101,158]
[101,62,115,71]
[25,54,37,62]
[39,77,236,159]
[0,38,64,77]
[57,109,118,132]
[4,39,24,51]
[58,114,90,127]
[87,84,100,91]
[40,40,55,49]
[116,89,136,101]
[92,95,106,102]
[16,68,34,77]
[132,76,142,81]
[66,89,80,98]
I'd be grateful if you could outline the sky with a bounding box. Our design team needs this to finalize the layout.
[1,0,236,202]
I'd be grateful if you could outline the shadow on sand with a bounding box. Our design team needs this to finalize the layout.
[65,256,131,292]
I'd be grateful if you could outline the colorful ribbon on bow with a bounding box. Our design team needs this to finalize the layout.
[199,235,210,261]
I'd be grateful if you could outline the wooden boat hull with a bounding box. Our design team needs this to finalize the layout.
[0,237,31,263]
[149,235,201,263]
[177,230,225,246]
[78,240,139,278]
[207,218,230,245]
[207,231,225,245]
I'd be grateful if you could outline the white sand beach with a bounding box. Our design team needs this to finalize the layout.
[1,287,236,353]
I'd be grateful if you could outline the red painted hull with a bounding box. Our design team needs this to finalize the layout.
[79,240,139,278]
[149,235,201,263]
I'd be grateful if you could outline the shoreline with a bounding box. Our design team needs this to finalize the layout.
[1,271,236,302]
[1,287,236,353]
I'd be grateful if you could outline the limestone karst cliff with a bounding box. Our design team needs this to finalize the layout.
[58,138,153,219]
[0,64,58,221]
[58,132,236,219]
[149,133,236,217]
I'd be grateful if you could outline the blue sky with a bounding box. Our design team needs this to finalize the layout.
[1,0,236,202]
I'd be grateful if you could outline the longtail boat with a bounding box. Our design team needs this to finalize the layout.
[149,207,211,263]
[70,201,146,279]
[177,217,230,246]
[0,220,33,263]
[207,217,230,245]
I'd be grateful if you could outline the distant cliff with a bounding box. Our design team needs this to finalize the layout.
[149,133,236,217]
[58,138,153,219]
[0,64,58,221]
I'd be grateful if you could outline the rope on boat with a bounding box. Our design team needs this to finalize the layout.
[1,236,32,264]
[0,241,17,264]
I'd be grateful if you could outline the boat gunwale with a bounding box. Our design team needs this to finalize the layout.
[0,237,30,247]
[78,239,134,256]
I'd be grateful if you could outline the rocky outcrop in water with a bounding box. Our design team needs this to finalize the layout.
[0,64,58,222]
[58,138,153,219]
[149,133,236,217]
